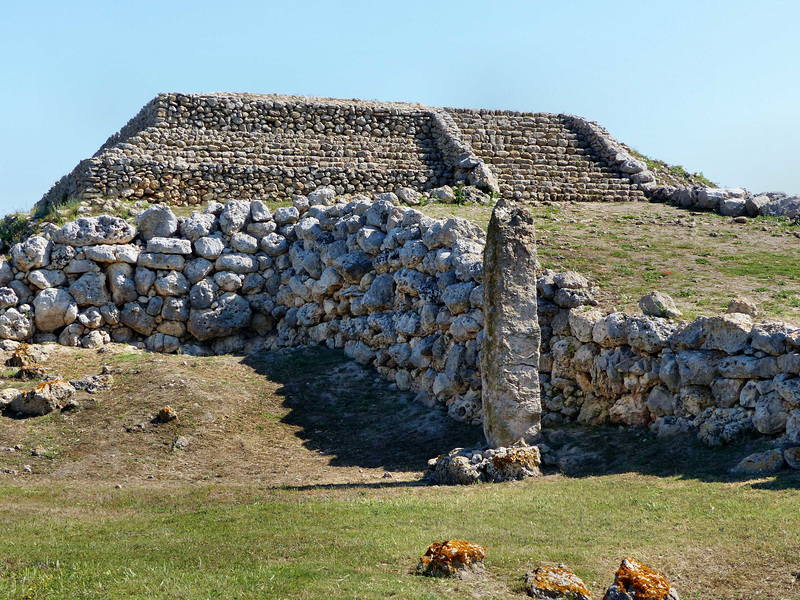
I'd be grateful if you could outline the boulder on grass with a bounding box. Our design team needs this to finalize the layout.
[416,540,485,578]
[603,557,679,600]
[523,564,592,600]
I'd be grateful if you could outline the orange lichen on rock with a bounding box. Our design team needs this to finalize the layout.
[15,364,48,379]
[9,343,36,367]
[416,540,486,578]
[489,446,541,472]
[159,406,178,422]
[523,564,593,599]
[603,558,679,600]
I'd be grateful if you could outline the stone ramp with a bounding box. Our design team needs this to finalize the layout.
[446,109,646,202]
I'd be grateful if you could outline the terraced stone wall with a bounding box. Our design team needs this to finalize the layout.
[38,93,658,212]
[446,109,650,202]
[38,94,476,209]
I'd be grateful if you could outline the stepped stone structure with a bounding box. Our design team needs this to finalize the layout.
[38,93,671,210]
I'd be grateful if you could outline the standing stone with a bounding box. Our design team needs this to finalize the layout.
[481,199,541,447]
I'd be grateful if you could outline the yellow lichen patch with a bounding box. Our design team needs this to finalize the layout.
[416,540,486,578]
[9,343,36,367]
[612,557,672,600]
[34,379,67,392]
[490,446,541,471]
[16,364,48,379]
[524,564,592,599]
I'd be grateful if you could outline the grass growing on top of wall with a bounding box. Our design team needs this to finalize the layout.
[629,149,717,189]
[420,201,800,323]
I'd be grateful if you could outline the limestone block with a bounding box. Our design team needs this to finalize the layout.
[134,205,177,241]
[10,380,76,416]
[180,212,217,241]
[187,293,252,341]
[120,302,156,336]
[215,254,258,274]
[0,308,33,341]
[639,291,681,319]
[52,216,135,247]
[146,237,192,255]
[107,263,137,305]
[219,200,251,235]
[154,271,190,296]
[12,236,51,271]
[138,253,185,271]
[69,272,109,307]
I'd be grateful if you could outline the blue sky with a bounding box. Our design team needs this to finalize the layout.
[1,0,798,215]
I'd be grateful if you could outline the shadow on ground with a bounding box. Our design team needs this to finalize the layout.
[243,346,484,474]
[245,345,799,487]
[538,424,800,486]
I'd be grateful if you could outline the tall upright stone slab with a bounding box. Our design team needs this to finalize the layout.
[481,199,541,447]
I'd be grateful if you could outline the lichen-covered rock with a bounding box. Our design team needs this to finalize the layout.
[416,540,485,578]
[482,199,541,447]
[424,445,540,484]
[730,449,785,476]
[603,558,679,600]
[482,446,541,482]
[695,407,754,446]
[523,564,592,600]
[10,380,76,417]
[54,215,137,247]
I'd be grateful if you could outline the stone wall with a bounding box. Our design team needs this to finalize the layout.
[4,188,800,448]
[537,283,800,447]
[2,189,485,417]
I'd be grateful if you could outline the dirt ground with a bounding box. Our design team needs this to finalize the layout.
[0,344,484,489]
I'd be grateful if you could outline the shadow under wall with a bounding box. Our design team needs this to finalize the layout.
[242,346,485,473]
[243,346,799,487]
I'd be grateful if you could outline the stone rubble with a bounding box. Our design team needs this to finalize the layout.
[423,445,541,485]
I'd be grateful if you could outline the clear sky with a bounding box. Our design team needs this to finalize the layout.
[1,0,798,215]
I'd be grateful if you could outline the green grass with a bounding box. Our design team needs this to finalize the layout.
[0,473,798,599]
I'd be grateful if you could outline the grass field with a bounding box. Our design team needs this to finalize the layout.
[1,472,799,599]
